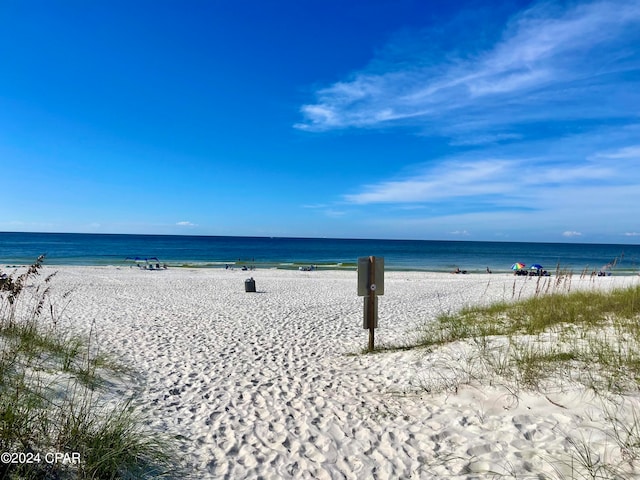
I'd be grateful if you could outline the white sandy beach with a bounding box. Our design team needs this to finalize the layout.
[38,266,640,479]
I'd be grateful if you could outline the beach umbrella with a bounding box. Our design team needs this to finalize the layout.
[511,262,526,270]
[530,264,543,270]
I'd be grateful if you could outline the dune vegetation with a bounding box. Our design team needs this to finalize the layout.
[0,256,180,479]
[411,271,640,478]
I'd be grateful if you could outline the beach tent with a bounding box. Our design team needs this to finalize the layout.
[124,257,161,268]
[125,256,159,262]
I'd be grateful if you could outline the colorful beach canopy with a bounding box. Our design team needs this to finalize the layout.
[511,262,526,270]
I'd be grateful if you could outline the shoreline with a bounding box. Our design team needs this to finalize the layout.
[4,261,639,276]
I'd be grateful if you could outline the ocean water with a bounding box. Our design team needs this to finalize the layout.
[0,232,639,274]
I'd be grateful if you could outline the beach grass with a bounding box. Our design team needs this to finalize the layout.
[409,272,640,477]
[0,256,181,479]
[416,281,640,392]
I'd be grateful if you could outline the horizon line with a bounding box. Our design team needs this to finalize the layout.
[1,230,639,247]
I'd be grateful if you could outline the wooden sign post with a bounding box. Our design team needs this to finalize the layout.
[358,256,384,352]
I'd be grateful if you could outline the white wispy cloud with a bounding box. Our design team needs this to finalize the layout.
[344,159,515,204]
[335,133,640,240]
[296,0,640,241]
[343,154,616,205]
[296,0,640,137]
[595,145,640,160]
[176,221,197,227]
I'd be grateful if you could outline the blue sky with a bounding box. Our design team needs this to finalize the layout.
[1,0,639,243]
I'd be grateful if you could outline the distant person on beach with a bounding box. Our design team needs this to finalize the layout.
[486,267,492,273]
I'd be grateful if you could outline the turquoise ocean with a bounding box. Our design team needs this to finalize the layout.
[1,232,639,274]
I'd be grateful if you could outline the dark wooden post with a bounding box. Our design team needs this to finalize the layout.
[368,256,376,352]
[358,255,383,353]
